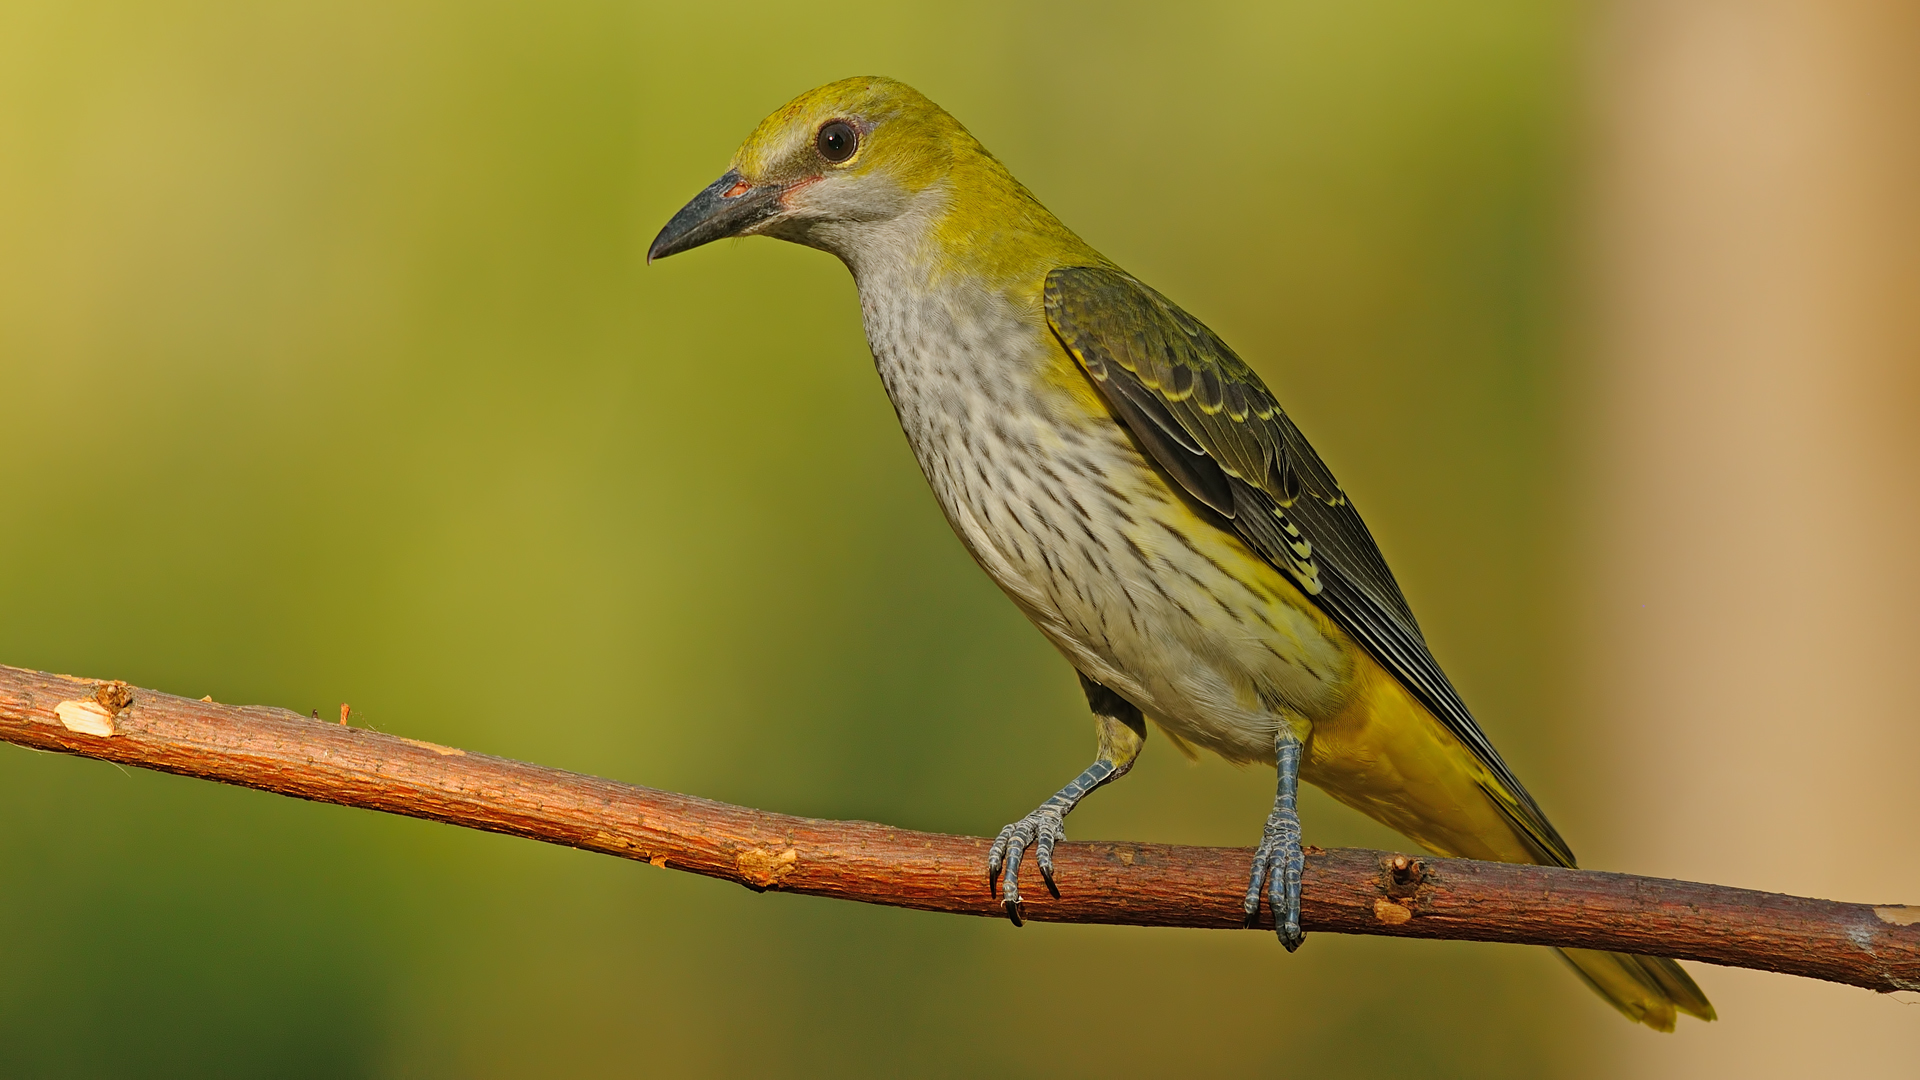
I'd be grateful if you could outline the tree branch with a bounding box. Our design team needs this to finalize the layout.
[3,662,1914,994]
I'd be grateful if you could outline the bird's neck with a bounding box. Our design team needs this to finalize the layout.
[813,153,1114,429]
[821,149,1109,304]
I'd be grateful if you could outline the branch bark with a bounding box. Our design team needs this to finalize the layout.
[3,662,1915,994]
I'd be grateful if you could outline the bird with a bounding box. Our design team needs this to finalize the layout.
[647,75,1714,1031]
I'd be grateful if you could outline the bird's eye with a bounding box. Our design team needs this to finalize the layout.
[816,121,858,163]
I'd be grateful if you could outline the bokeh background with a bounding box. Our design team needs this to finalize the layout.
[1,1,1913,1076]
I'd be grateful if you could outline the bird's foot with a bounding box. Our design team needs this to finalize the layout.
[1243,810,1304,951]
[986,804,1066,926]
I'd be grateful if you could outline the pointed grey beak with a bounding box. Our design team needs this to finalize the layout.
[647,170,784,263]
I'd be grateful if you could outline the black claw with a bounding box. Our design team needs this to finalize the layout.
[1003,897,1024,927]
[1036,828,1061,898]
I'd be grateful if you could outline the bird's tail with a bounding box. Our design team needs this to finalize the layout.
[1468,771,1715,1029]
[1311,662,1716,1028]
[1555,948,1717,1032]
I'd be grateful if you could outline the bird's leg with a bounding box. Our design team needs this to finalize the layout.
[987,674,1146,926]
[1244,722,1306,951]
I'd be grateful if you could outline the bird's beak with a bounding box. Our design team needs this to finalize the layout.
[647,169,785,263]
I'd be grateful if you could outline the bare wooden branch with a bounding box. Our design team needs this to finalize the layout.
[3,662,1915,994]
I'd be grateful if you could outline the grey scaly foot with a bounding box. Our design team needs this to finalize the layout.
[987,673,1147,926]
[1243,725,1305,950]
[987,761,1112,924]
[986,801,1070,925]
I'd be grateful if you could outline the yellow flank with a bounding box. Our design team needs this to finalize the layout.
[1304,647,1538,864]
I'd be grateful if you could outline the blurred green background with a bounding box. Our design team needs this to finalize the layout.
[0,1,1592,1075]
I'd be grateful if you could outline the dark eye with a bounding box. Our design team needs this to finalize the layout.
[816,120,858,163]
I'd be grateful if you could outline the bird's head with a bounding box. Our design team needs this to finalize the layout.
[648,75,1101,287]
[647,76,969,266]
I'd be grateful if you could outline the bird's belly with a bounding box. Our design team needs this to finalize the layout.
[863,286,1352,762]
[912,399,1355,764]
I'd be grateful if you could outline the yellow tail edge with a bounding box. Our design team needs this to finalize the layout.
[1557,948,1717,1031]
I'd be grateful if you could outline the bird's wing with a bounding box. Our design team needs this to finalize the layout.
[1045,266,1574,867]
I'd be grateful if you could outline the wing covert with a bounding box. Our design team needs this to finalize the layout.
[1044,266,1573,867]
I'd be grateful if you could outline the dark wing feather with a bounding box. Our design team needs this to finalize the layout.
[1045,266,1574,867]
